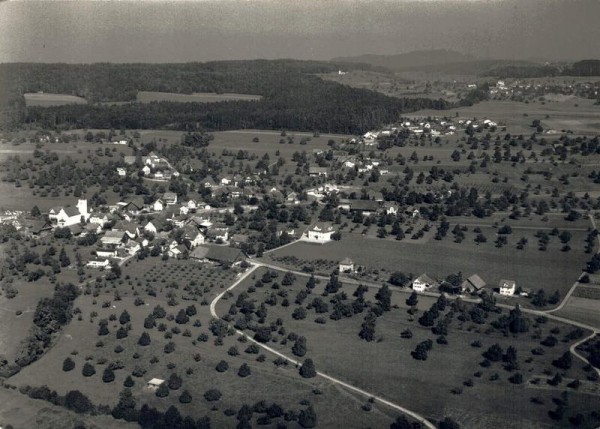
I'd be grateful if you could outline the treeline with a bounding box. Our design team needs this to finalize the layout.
[483,60,600,78]
[23,85,451,134]
[8,283,79,373]
[3,60,451,133]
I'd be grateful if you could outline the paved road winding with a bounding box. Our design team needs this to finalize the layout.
[209,263,437,429]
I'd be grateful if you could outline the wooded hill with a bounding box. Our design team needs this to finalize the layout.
[1,60,451,133]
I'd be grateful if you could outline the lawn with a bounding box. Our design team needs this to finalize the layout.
[266,229,589,300]
[136,91,262,103]
[24,93,87,108]
[0,387,137,429]
[555,295,600,330]
[217,266,599,428]
[411,98,600,135]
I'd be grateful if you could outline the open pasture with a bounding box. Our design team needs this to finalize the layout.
[136,91,262,103]
[267,229,589,299]
[11,262,395,428]
[221,267,597,428]
[555,295,600,330]
[411,98,600,135]
[24,93,87,108]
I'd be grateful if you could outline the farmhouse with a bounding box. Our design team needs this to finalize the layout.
[305,222,335,243]
[116,167,126,176]
[339,257,354,273]
[86,259,110,269]
[163,192,178,205]
[461,274,487,294]
[412,274,439,292]
[309,166,328,177]
[192,245,245,266]
[349,200,380,215]
[499,279,516,296]
[48,199,90,227]
[146,378,165,391]
[153,199,164,212]
[183,225,205,248]
[101,230,128,247]
[383,202,399,215]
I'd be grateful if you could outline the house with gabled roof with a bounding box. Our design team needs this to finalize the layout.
[163,192,178,205]
[412,274,439,292]
[461,274,487,294]
[309,166,328,177]
[339,257,354,273]
[48,199,90,227]
[304,222,335,243]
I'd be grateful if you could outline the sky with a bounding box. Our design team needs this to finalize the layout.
[1,0,599,64]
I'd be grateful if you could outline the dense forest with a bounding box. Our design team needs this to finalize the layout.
[483,60,600,79]
[1,60,451,133]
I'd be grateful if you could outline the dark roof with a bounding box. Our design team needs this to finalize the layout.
[189,246,209,259]
[64,206,81,217]
[349,200,380,211]
[202,245,244,264]
[466,274,486,289]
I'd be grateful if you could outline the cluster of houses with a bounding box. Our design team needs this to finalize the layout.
[411,272,520,296]
[122,152,180,181]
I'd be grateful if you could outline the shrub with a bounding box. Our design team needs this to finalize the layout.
[102,368,115,383]
[82,363,96,377]
[204,389,222,402]
[63,357,76,372]
[238,363,251,378]
[299,359,317,378]
[138,332,151,346]
[179,390,192,404]
[155,383,169,397]
[216,360,229,372]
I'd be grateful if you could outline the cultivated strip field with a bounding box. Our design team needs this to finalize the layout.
[136,91,262,103]
[24,93,87,107]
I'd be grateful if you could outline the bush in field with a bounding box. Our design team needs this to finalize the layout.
[292,336,307,357]
[298,405,317,428]
[175,309,189,324]
[204,389,222,402]
[238,363,251,378]
[119,310,131,325]
[299,359,317,378]
[138,332,151,346]
[216,360,229,372]
[82,362,96,377]
[156,383,169,398]
[124,376,135,387]
[63,357,76,372]
[179,390,192,404]
[102,368,115,383]
[168,373,183,390]
[64,390,94,414]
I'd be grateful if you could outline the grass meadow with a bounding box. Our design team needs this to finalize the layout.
[24,93,88,108]
[136,91,262,103]
[217,266,599,428]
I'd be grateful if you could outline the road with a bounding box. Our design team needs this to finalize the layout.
[209,263,437,429]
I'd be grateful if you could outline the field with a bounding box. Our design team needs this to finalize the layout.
[0,387,137,429]
[9,257,396,428]
[555,295,600,329]
[24,93,87,107]
[411,98,600,135]
[136,91,262,103]
[215,266,600,428]
[265,228,590,300]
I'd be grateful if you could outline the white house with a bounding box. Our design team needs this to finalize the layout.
[86,259,110,269]
[89,214,109,226]
[116,168,126,177]
[412,274,438,292]
[48,199,90,227]
[305,222,335,243]
[153,199,164,212]
[383,202,399,215]
[142,165,151,176]
[163,192,178,205]
[499,279,516,296]
[339,257,354,273]
[96,249,116,258]
[143,221,157,235]
[146,378,165,391]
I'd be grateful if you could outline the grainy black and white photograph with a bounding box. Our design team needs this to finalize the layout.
[1,0,600,428]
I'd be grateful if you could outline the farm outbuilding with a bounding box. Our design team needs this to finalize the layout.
[339,257,354,273]
[146,378,165,391]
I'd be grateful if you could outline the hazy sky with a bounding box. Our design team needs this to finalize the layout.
[1,0,599,63]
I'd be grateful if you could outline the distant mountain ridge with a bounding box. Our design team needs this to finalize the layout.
[332,49,478,71]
